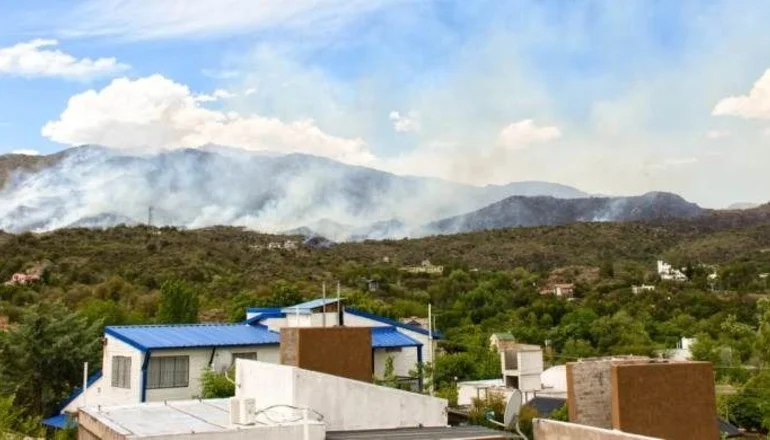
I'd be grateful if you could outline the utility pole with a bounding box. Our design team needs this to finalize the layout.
[322,282,327,328]
[428,303,434,396]
[83,362,88,407]
[336,281,342,326]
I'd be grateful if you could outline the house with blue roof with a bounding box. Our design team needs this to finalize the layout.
[247,298,441,381]
[47,298,441,429]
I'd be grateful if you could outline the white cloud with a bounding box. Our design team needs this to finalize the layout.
[713,69,770,119]
[388,111,420,133]
[41,74,375,165]
[706,129,730,139]
[10,149,40,156]
[63,0,393,40]
[195,89,237,103]
[0,39,128,79]
[244,88,257,96]
[497,119,561,149]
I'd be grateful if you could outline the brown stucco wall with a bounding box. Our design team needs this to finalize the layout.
[566,360,614,427]
[280,327,373,383]
[611,362,719,440]
[533,419,662,440]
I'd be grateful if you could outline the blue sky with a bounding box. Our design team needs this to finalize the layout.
[1,0,770,207]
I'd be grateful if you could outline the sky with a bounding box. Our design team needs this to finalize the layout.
[1,0,770,208]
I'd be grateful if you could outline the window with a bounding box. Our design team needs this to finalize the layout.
[385,347,402,353]
[147,356,189,389]
[232,352,257,361]
[111,356,132,389]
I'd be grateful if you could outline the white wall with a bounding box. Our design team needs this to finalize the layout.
[373,350,392,379]
[66,342,281,413]
[258,316,287,331]
[344,312,432,375]
[147,345,281,402]
[519,374,542,392]
[236,360,448,432]
[64,335,145,413]
[518,350,544,375]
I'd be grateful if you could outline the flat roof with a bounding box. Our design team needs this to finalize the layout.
[79,399,324,438]
[326,426,512,439]
[82,399,234,437]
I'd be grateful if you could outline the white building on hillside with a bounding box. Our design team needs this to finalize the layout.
[657,260,688,282]
[45,298,440,430]
[500,344,544,401]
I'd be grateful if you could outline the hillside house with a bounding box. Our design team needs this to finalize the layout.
[400,260,444,275]
[49,298,440,426]
[631,284,656,294]
[657,260,688,282]
[4,273,40,286]
[539,283,575,298]
[489,332,518,352]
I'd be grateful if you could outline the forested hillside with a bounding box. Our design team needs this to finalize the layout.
[2,211,770,433]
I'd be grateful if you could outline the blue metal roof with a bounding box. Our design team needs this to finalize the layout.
[347,308,444,339]
[42,414,76,429]
[246,307,282,314]
[244,308,284,324]
[371,326,422,348]
[105,324,280,351]
[282,298,342,314]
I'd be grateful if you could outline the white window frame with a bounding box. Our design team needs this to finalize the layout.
[147,356,189,389]
[111,356,132,389]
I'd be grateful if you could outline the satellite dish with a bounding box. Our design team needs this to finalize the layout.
[503,389,523,429]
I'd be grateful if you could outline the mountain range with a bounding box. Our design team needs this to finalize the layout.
[0,146,713,240]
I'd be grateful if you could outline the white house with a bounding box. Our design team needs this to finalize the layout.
[631,284,656,294]
[657,260,688,282]
[45,298,439,429]
[500,344,544,399]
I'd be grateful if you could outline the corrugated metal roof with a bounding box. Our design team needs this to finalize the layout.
[371,326,421,348]
[42,414,75,429]
[105,324,280,351]
[347,308,444,339]
[282,298,342,314]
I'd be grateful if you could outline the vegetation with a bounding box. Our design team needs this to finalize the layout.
[157,280,199,324]
[2,211,770,428]
[200,368,235,398]
[0,302,101,425]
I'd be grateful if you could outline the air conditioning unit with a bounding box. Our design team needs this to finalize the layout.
[229,397,256,425]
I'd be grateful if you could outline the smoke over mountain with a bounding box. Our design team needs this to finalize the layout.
[0,146,708,239]
[0,146,594,237]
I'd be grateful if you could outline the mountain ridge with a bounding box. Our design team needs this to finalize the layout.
[0,145,708,239]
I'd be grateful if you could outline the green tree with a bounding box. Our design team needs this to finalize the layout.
[0,302,101,417]
[200,368,235,398]
[600,260,615,279]
[157,280,199,324]
[755,297,770,365]
[0,394,44,438]
[561,338,597,360]
[374,356,398,388]
[550,403,569,422]
[728,370,770,432]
